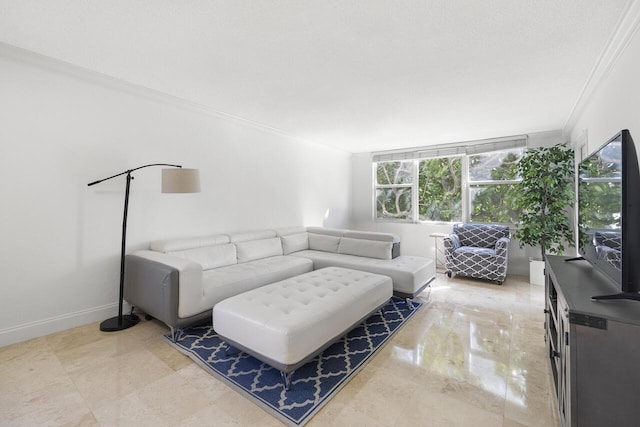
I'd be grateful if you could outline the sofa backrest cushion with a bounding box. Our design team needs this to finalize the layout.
[306,226,345,237]
[235,237,283,263]
[281,232,309,255]
[453,224,510,248]
[228,230,277,243]
[343,230,399,243]
[338,237,393,260]
[150,234,230,252]
[308,233,341,253]
[275,227,307,237]
[167,243,237,270]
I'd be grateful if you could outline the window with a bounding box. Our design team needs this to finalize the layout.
[468,149,522,223]
[375,161,413,220]
[418,156,462,222]
[373,137,526,224]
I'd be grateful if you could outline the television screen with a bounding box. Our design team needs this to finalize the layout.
[577,130,640,300]
[578,136,622,284]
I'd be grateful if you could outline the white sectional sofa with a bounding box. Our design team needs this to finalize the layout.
[124,226,435,337]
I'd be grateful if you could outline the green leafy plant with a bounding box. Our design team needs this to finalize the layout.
[511,144,575,260]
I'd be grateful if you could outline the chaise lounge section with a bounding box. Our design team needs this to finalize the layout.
[284,227,434,299]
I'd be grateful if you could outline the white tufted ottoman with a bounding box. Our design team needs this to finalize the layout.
[212,266,393,388]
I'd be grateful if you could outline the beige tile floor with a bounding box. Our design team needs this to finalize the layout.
[0,273,559,427]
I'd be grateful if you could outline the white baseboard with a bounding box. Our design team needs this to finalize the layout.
[0,303,131,348]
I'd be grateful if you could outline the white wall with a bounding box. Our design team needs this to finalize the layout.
[351,131,565,276]
[0,47,352,346]
[567,15,640,162]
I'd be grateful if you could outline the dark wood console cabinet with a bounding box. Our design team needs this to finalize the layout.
[545,256,640,427]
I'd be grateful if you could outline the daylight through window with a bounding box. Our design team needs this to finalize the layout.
[373,138,526,224]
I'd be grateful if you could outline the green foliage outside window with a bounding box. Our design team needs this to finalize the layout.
[376,161,412,185]
[376,162,412,219]
[418,157,462,222]
[470,185,519,223]
[375,147,524,223]
[375,188,411,219]
[469,151,521,223]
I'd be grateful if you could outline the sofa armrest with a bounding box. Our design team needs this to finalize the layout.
[495,237,510,257]
[443,234,459,270]
[392,242,400,259]
[443,234,460,251]
[124,250,203,326]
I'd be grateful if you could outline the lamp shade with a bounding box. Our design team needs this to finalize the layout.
[162,168,201,193]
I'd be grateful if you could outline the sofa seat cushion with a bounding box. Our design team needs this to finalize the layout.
[449,247,500,276]
[196,256,313,317]
[290,250,434,298]
[455,246,496,257]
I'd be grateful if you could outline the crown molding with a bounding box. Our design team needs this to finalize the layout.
[0,41,347,152]
[564,0,640,134]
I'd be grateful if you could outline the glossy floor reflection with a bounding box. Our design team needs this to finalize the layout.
[0,273,559,426]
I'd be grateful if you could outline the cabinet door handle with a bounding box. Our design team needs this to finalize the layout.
[565,332,569,346]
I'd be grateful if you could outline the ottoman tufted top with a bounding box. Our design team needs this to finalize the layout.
[212,267,392,370]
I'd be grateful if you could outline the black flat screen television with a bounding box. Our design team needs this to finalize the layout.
[576,129,640,301]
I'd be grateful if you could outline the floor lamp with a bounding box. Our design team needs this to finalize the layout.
[88,164,201,332]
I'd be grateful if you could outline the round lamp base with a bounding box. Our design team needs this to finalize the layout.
[99,314,140,332]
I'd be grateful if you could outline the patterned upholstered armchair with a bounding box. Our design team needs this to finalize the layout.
[443,224,510,285]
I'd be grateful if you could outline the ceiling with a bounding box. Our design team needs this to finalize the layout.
[0,1,631,153]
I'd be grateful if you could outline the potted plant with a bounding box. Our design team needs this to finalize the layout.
[512,144,575,284]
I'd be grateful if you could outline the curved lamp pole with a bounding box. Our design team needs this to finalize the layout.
[88,164,200,332]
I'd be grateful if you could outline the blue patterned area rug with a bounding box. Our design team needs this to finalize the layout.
[164,296,423,426]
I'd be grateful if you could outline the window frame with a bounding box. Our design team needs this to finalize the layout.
[373,144,525,225]
[466,147,524,224]
[416,154,464,223]
[374,160,416,222]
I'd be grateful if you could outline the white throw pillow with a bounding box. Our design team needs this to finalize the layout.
[235,237,283,263]
[168,243,237,269]
[338,237,392,260]
[308,233,341,253]
[281,233,309,255]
